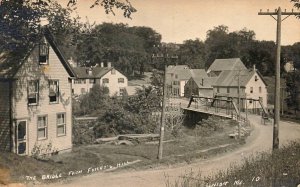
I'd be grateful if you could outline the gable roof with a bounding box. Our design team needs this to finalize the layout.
[190,69,208,78]
[192,76,218,88]
[43,28,76,78]
[73,67,113,79]
[207,58,247,73]
[167,65,189,73]
[212,68,269,87]
[0,27,76,80]
[167,65,209,82]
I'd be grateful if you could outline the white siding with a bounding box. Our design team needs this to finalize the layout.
[245,72,268,109]
[100,69,128,96]
[12,40,72,155]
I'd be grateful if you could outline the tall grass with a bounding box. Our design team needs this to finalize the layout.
[168,141,300,187]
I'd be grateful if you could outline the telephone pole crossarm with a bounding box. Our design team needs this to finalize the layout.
[258,12,300,15]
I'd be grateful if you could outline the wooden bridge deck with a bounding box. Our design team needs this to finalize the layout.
[181,106,234,119]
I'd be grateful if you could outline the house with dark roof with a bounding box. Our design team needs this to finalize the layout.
[184,76,218,98]
[167,65,207,97]
[213,65,268,109]
[72,62,128,96]
[207,58,247,77]
[0,27,75,155]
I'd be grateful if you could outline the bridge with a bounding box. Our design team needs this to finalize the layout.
[168,95,271,128]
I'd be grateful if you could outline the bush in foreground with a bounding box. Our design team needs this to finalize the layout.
[169,141,300,187]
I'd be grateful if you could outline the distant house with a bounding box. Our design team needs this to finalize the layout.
[167,65,207,97]
[0,27,75,155]
[184,77,218,98]
[212,66,268,109]
[72,62,128,96]
[207,58,247,77]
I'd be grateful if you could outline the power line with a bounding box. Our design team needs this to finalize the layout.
[258,7,300,150]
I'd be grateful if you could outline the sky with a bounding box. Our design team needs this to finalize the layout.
[61,0,300,45]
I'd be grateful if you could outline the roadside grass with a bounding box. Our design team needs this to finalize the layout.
[0,118,242,185]
[168,141,300,187]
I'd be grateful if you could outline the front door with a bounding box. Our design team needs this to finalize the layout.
[16,120,27,155]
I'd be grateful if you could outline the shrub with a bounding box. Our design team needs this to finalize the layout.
[31,142,58,160]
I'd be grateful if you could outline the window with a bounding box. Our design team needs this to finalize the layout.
[217,87,220,93]
[175,74,178,79]
[118,78,124,83]
[57,113,66,136]
[74,79,86,84]
[111,69,116,75]
[259,86,262,93]
[89,79,96,84]
[250,87,253,93]
[255,75,258,81]
[74,79,81,84]
[28,80,39,105]
[81,88,86,94]
[103,78,109,84]
[39,42,49,64]
[119,88,126,96]
[173,81,179,85]
[227,87,230,93]
[49,80,59,103]
[37,116,47,140]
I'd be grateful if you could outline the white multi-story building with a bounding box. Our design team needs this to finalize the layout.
[72,62,128,96]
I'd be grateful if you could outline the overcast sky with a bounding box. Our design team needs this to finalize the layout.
[61,0,300,45]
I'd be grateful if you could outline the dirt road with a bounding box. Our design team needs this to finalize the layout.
[41,114,300,187]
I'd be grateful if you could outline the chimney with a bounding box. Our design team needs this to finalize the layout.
[201,78,204,86]
[253,64,256,72]
[68,57,77,67]
[87,67,93,76]
[107,62,111,68]
[100,62,104,68]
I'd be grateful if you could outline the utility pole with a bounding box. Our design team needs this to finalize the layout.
[238,70,241,139]
[258,7,300,150]
[157,65,168,160]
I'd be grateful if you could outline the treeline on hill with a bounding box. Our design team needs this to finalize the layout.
[1,1,300,77]
[1,2,300,117]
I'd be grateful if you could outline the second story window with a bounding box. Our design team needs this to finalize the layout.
[227,87,230,93]
[39,42,49,65]
[28,80,39,105]
[49,80,59,103]
[118,78,124,83]
[103,78,109,84]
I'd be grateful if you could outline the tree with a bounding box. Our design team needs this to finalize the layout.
[0,0,136,63]
[77,84,109,115]
[178,39,206,68]
[0,0,82,66]
[75,23,161,77]
[285,71,300,114]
